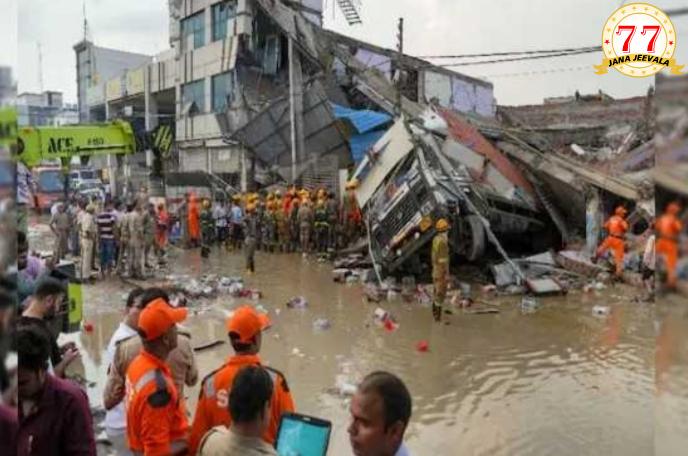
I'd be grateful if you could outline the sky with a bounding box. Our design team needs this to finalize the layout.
[3,0,688,105]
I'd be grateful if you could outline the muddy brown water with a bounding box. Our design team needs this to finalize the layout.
[54,249,663,456]
[29,216,681,455]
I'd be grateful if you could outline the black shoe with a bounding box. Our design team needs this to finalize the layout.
[432,303,442,322]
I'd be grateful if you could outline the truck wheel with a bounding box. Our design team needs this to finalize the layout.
[464,215,485,261]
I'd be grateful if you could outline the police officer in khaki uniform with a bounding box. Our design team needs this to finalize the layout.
[432,218,450,322]
[103,289,199,413]
[116,202,133,275]
[79,204,98,281]
[297,199,314,254]
[127,203,146,279]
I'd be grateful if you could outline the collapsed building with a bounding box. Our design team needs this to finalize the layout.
[78,0,666,283]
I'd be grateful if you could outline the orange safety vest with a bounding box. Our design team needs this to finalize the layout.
[604,215,629,238]
[656,213,682,241]
[189,354,294,455]
[125,350,189,456]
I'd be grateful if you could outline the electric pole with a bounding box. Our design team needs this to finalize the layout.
[396,17,404,117]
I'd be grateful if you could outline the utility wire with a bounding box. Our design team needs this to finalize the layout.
[477,64,591,79]
[366,47,601,71]
[430,48,601,67]
[418,45,600,60]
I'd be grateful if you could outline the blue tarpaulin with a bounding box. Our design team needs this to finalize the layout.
[349,130,387,163]
[332,103,392,163]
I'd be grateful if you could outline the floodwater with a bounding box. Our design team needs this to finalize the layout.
[47,238,675,456]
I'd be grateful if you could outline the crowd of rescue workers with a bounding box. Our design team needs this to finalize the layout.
[47,182,366,283]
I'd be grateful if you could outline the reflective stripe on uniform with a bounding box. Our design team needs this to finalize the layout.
[204,375,216,398]
[135,370,157,392]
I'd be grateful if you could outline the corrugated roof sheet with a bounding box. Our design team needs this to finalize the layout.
[350,130,386,164]
[332,103,392,134]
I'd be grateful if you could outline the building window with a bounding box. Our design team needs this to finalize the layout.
[182,79,205,114]
[212,1,236,42]
[212,71,234,112]
[181,11,205,51]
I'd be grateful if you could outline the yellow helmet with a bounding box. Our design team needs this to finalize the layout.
[346,179,359,190]
[203,200,211,208]
[436,218,449,232]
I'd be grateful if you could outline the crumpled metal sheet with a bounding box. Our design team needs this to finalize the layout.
[437,108,536,201]
[230,80,351,181]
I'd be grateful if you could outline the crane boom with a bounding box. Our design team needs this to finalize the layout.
[16,120,137,168]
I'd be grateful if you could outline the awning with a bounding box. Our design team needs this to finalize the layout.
[332,103,392,164]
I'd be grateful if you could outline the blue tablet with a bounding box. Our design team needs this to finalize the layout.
[275,413,332,456]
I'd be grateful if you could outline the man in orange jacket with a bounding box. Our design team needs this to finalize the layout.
[656,201,683,288]
[595,205,629,278]
[188,306,295,454]
[125,297,189,456]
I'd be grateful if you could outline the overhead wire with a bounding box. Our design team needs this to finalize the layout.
[417,45,601,60]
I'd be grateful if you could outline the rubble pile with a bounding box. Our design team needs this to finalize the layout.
[161,274,261,301]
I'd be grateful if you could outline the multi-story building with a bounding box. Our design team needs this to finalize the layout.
[73,40,152,123]
[75,0,495,193]
[17,91,79,127]
[0,66,15,107]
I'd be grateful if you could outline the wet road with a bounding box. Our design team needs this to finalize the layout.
[52,241,668,456]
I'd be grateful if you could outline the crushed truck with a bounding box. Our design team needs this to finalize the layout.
[354,109,553,276]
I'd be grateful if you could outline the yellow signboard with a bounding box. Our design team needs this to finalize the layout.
[106,78,123,101]
[126,68,145,95]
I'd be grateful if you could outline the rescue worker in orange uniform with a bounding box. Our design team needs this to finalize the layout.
[656,201,683,288]
[125,298,190,456]
[595,206,629,278]
[187,194,201,248]
[189,306,295,454]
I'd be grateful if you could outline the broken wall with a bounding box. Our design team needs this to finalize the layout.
[423,70,496,118]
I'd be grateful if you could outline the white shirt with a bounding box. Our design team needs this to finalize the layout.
[16,162,33,205]
[395,443,411,456]
[643,234,656,271]
[103,321,138,433]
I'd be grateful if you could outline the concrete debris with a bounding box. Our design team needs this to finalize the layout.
[482,284,498,294]
[373,307,399,331]
[332,268,352,282]
[491,251,558,287]
[364,284,384,303]
[556,251,605,278]
[592,305,611,317]
[520,297,541,314]
[464,307,500,315]
[165,274,246,300]
[313,318,332,331]
[583,281,607,293]
[287,296,309,309]
[334,375,357,397]
[526,278,566,296]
